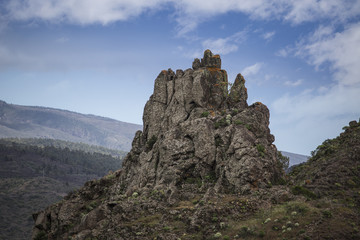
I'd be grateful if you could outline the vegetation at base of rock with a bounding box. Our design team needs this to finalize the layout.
[31,51,360,240]
[32,119,360,240]
[291,186,317,199]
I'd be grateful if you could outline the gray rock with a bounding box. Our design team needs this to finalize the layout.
[192,58,201,70]
[201,49,221,68]
[32,49,284,239]
[116,50,282,197]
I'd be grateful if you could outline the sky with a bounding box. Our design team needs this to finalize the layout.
[0,0,360,155]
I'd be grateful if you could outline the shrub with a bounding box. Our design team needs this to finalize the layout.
[231,109,239,116]
[238,226,256,237]
[291,186,317,199]
[163,226,171,231]
[201,111,210,118]
[256,144,265,158]
[215,118,227,129]
[214,232,222,238]
[146,135,157,150]
[322,210,332,218]
[215,136,223,147]
[34,231,47,240]
[277,151,290,171]
[234,120,244,125]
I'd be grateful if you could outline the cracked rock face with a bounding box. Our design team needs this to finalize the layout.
[118,49,282,197]
[32,50,284,239]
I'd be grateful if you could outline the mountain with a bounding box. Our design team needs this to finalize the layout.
[280,151,309,167]
[32,50,285,239]
[0,100,142,151]
[0,100,305,166]
[32,50,360,240]
[0,138,125,240]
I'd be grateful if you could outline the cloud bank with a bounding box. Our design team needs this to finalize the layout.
[3,0,360,33]
[271,22,360,153]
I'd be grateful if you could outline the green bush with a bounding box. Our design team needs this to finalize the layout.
[291,186,317,199]
[322,210,332,218]
[234,120,244,125]
[215,118,227,129]
[277,151,289,171]
[146,135,157,150]
[34,231,47,240]
[256,144,265,158]
[201,111,210,117]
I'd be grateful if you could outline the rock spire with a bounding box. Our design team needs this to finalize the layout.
[118,49,281,197]
[32,50,284,240]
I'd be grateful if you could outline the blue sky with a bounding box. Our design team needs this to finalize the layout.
[0,0,360,155]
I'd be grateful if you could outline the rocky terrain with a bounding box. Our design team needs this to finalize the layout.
[0,100,142,151]
[32,50,360,240]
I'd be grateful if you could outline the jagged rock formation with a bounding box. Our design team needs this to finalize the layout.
[32,50,284,239]
[119,49,281,198]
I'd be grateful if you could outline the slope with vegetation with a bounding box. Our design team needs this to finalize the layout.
[0,100,142,151]
[0,138,125,240]
[32,51,360,240]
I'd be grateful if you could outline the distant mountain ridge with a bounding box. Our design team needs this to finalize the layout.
[280,151,309,166]
[0,100,142,151]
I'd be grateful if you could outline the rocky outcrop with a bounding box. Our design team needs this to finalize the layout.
[32,50,284,239]
[117,49,280,198]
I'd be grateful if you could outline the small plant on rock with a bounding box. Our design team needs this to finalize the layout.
[201,111,210,117]
[256,144,265,158]
[146,135,157,150]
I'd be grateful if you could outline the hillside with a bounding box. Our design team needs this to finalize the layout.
[32,50,360,240]
[0,100,142,151]
[0,139,124,240]
[0,138,127,158]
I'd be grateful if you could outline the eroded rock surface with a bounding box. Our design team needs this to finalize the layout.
[32,50,284,240]
[118,50,281,198]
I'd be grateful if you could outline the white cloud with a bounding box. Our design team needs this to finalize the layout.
[5,0,167,25]
[284,79,303,87]
[262,31,275,40]
[271,22,360,153]
[241,62,263,76]
[202,31,247,55]
[3,0,360,34]
[275,48,291,57]
[296,22,360,86]
[284,0,360,24]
